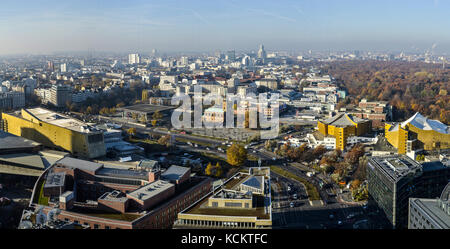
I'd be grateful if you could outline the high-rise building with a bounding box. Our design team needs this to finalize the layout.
[60,63,67,73]
[50,84,72,107]
[408,183,450,229]
[367,155,450,228]
[180,56,189,66]
[226,50,236,61]
[257,44,267,60]
[47,61,54,71]
[128,53,141,64]
[242,55,252,67]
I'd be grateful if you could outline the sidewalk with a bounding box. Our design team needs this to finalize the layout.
[337,191,367,206]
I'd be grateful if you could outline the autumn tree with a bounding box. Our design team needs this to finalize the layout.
[215,162,223,177]
[227,144,247,167]
[158,135,171,147]
[205,162,214,176]
[152,110,163,120]
[345,144,365,165]
[127,128,137,138]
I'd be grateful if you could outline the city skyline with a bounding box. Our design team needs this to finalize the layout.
[1,0,450,55]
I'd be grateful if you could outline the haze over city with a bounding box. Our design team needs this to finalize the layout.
[1,0,450,55]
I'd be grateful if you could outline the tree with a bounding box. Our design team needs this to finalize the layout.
[86,106,93,115]
[312,145,327,158]
[152,110,163,120]
[265,140,277,151]
[151,120,158,126]
[227,144,248,167]
[158,135,171,147]
[139,115,147,124]
[345,144,365,165]
[351,179,361,190]
[205,162,214,176]
[244,110,249,128]
[142,90,149,102]
[215,162,222,177]
[127,128,137,137]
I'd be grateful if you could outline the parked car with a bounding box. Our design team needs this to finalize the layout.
[290,202,295,208]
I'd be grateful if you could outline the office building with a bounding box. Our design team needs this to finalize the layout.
[60,63,67,73]
[367,155,450,228]
[128,53,141,65]
[408,183,450,229]
[49,84,72,107]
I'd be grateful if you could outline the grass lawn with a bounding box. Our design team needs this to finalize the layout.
[270,166,321,201]
[35,180,49,206]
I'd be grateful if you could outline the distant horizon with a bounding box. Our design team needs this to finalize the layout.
[1,0,449,55]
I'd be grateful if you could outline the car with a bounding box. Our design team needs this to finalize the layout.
[337,220,343,226]
[329,214,334,220]
[206,147,210,151]
[293,194,298,199]
[287,186,291,191]
[346,213,356,219]
[272,157,276,161]
[290,202,295,208]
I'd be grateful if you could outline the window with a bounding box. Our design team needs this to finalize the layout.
[105,226,110,229]
[94,224,99,229]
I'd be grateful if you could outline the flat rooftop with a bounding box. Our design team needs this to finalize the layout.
[24,108,102,134]
[368,155,422,181]
[56,157,104,173]
[96,167,149,181]
[127,180,174,201]
[0,130,41,151]
[161,165,190,181]
[180,171,270,220]
[410,198,450,228]
[118,104,175,114]
[44,172,66,188]
[99,191,128,203]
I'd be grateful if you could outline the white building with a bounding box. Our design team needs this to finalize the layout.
[128,53,141,64]
[60,63,67,73]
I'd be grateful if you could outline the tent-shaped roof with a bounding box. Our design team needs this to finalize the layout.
[401,112,449,134]
[323,113,366,127]
[241,175,264,190]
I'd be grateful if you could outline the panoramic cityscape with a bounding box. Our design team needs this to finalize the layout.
[0,1,449,243]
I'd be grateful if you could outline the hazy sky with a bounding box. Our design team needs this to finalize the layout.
[0,0,449,54]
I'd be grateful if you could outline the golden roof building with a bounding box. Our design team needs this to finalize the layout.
[385,112,450,155]
[0,108,106,159]
[317,113,372,150]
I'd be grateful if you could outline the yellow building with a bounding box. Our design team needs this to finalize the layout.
[317,113,372,150]
[0,108,106,159]
[385,112,450,155]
